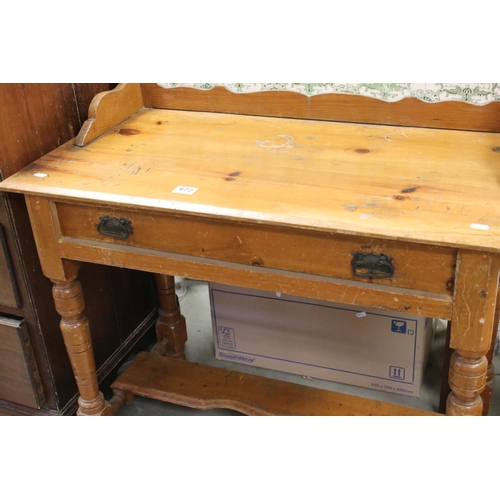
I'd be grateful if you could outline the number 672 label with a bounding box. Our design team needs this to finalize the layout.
[172,186,198,195]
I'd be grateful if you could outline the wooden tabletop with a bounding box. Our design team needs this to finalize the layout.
[2,108,500,252]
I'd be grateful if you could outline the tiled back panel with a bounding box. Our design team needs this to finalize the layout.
[158,83,500,105]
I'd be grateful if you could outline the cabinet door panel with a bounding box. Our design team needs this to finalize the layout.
[0,316,44,408]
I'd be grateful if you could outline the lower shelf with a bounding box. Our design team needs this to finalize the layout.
[111,352,438,416]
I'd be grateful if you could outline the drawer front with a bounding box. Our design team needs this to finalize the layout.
[56,202,457,296]
[0,316,44,408]
[0,224,21,309]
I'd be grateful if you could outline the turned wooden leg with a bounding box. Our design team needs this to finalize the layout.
[153,274,187,358]
[109,389,134,414]
[439,321,453,414]
[52,264,113,416]
[482,284,500,415]
[446,250,500,416]
[483,355,496,415]
[440,285,500,415]
[447,350,488,415]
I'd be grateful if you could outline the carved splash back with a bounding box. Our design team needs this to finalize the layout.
[140,83,500,133]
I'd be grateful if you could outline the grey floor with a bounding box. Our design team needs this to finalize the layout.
[113,279,500,416]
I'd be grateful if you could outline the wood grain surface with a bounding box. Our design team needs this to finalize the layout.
[4,85,495,416]
[112,352,438,416]
[55,201,457,296]
[2,108,500,252]
[76,83,143,146]
[141,84,500,133]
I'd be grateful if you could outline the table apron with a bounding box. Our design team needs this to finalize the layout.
[54,201,457,297]
[54,235,452,319]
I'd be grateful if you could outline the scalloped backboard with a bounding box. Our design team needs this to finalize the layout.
[158,83,500,105]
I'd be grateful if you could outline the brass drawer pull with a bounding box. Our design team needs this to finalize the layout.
[96,216,133,240]
[351,252,394,278]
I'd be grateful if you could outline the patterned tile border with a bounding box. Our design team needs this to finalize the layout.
[158,83,500,105]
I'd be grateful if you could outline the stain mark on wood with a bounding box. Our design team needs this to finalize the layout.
[117,128,140,136]
[224,171,242,182]
[491,146,500,153]
[251,257,264,267]
[401,186,420,193]
[355,148,371,154]
[256,135,294,149]
[446,278,455,292]
[385,132,408,141]
[393,195,409,201]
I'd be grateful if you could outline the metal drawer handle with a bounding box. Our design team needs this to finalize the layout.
[96,216,133,240]
[351,252,394,278]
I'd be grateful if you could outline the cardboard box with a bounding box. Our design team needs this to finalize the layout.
[209,283,433,397]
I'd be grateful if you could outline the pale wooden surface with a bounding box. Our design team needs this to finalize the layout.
[75,83,143,146]
[3,108,500,252]
[451,251,500,353]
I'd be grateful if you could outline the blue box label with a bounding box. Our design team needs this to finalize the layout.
[391,320,407,334]
[389,366,406,380]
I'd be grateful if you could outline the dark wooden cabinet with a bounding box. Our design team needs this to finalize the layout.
[0,84,157,415]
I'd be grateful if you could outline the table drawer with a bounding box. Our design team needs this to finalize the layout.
[56,202,457,295]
